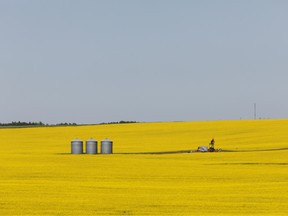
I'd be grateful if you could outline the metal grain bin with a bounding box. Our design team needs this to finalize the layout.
[86,138,98,154]
[71,138,83,154]
[101,138,113,154]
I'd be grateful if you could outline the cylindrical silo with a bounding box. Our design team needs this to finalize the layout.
[101,138,113,154]
[86,138,98,154]
[71,138,83,154]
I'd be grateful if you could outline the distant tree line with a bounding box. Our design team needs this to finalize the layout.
[0,121,77,127]
[0,121,45,126]
[55,123,77,126]
[100,120,137,125]
[0,120,137,127]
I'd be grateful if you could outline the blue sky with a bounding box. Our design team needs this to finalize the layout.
[1,0,288,124]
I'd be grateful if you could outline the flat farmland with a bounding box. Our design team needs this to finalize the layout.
[0,120,287,215]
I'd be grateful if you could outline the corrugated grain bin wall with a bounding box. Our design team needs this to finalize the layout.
[101,138,113,154]
[86,138,98,154]
[71,138,83,154]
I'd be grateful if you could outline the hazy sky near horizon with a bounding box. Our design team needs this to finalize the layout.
[1,0,288,124]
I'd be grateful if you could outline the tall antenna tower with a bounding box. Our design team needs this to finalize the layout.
[254,103,257,120]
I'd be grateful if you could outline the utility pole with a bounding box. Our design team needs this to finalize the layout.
[254,103,257,120]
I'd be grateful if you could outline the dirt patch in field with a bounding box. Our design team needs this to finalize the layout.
[59,147,288,155]
[209,162,288,166]
[223,147,288,152]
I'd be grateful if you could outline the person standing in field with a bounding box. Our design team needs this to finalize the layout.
[209,138,215,152]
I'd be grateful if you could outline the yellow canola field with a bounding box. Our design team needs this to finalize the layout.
[0,120,287,215]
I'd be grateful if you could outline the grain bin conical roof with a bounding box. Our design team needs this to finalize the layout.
[72,138,82,142]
